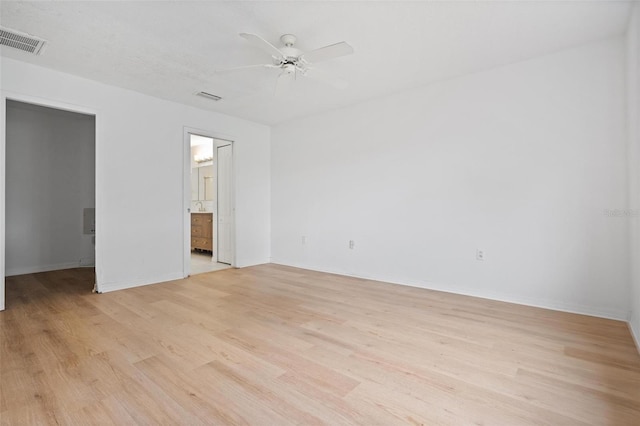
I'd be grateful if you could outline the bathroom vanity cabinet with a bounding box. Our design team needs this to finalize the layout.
[191,212,213,252]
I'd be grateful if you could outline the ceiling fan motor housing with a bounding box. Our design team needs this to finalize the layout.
[280,34,297,46]
[278,34,303,64]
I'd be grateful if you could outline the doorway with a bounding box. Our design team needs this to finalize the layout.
[4,100,96,287]
[186,131,234,276]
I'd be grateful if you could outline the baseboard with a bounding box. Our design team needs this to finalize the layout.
[629,314,640,355]
[5,262,82,277]
[234,259,270,269]
[270,260,629,321]
[96,272,184,293]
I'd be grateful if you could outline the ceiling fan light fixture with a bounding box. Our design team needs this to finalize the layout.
[282,63,296,75]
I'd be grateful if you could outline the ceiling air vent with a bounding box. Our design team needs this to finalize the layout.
[196,92,222,101]
[0,27,47,55]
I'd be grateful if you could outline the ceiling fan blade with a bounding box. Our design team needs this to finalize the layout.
[215,63,279,74]
[302,41,354,64]
[239,33,285,59]
[304,68,349,90]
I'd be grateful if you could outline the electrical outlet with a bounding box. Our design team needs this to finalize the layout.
[476,249,484,261]
[301,236,307,245]
[349,240,355,249]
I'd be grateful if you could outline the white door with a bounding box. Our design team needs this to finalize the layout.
[217,144,233,264]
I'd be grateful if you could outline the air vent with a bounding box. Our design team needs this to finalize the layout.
[0,27,47,55]
[196,92,222,101]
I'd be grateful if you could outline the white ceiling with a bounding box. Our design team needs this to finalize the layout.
[0,1,633,125]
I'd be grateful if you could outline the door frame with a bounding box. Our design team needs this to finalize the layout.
[1,92,100,310]
[182,127,236,277]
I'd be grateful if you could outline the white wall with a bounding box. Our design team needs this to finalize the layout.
[1,57,270,307]
[627,4,640,349]
[5,100,95,275]
[272,37,630,320]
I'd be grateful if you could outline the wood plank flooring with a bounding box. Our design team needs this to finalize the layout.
[1,264,639,425]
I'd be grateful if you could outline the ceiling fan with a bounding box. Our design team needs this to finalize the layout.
[216,33,354,91]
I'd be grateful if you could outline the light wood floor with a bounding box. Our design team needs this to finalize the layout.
[1,265,639,425]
